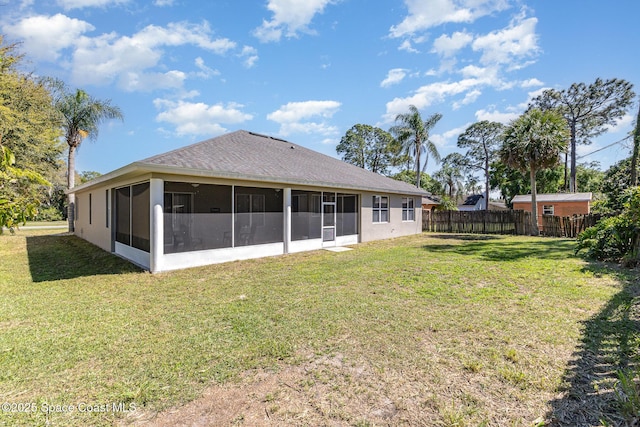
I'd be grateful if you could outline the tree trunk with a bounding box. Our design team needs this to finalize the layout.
[530,168,540,236]
[563,149,569,191]
[484,158,490,211]
[631,102,640,186]
[569,122,577,192]
[67,145,76,233]
[415,141,421,188]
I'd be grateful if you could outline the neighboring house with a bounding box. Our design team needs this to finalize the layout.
[69,130,426,272]
[422,195,440,211]
[511,192,592,230]
[458,194,485,211]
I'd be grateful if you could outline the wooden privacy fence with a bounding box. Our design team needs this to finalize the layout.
[422,209,601,238]
[423,210,533,235]
[541,213,601,238]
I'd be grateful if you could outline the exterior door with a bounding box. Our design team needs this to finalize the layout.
[322,192,336,246]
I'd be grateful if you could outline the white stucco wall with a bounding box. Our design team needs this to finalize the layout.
[359,193,422,242]
[74,186,111,252]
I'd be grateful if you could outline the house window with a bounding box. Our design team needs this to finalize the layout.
[402,197,415,221]
[372,195,389,223]
[89,193,92,225]
[543,205,554,215]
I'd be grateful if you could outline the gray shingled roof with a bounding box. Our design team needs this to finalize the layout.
[77,130,426,196]
[511,192,592,203]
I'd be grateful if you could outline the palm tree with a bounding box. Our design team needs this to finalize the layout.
[390,105,442,188]
[56,88,123,232]
[501,108,568,236]
[433,153,466,200]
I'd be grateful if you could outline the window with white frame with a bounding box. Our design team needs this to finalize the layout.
[543,205,554,215]
[402,197,415,221]
[372,195,389,223]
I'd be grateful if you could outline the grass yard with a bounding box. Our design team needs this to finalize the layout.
[0,230,638,426]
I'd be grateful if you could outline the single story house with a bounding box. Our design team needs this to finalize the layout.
[421,195,440,211]
[69,130,426,272]
[511,192,592,229]
[458,194,485,211]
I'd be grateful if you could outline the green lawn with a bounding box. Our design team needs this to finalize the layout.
[0,230,638,426]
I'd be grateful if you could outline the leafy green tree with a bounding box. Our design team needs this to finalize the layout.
[576,161,604,194]
[576,186,640,265]
[0,37,63,180]
[501,109,569,235]
[389,105,442,188]
[0,37,62,226]
[391,170,442,195]
[490,161,564,207]
[434,195,457,211]
[0,145,49,231]
[56,88,123,231]
[457,121,504,210]
[336,124,404,175]
[433,153,467,199]
[530,78,635,192]
[79,170,102,184]
[598,157,640,213]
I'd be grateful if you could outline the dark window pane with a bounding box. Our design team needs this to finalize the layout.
[115,186,130,245]
[337,194,358,236]
[131,182,150,252]
[292,190,321,241]
[235,187,283,246]
[163,182,233,254]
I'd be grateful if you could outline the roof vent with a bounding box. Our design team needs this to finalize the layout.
[290,146,294,149]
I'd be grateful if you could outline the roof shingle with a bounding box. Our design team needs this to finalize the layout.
[78,130,426,196]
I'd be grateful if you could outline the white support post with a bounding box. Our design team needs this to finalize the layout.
[149,178,164,273]
[284,188,292,254]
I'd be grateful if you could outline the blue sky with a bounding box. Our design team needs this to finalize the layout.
[2,0,638,179]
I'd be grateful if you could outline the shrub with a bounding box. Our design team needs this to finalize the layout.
[576,187,640,265]
[31,206,64,221]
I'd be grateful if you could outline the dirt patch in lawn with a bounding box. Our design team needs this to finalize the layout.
[123,347,553,427]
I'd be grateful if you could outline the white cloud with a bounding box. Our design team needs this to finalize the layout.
[432,31,473,57]
[56,0,128,9]
[193,57,220,79]
[520,78,544,88]
[431,123,471,147]
[3,13,94,61]
[606,112,635,134]
[472,13,539,67]
[452,89,482,109]
[267,100,341,136]
[381,68,408,88]
[154,99,253,136]
[154,0,174,5]
[398,39,419,53]
[120,70,186,92]
[5,14,247,91]
[70,21,236,89]
[389,0,509,38]
[253,0,333,43]
[239,46,259,68]
[384,78,483,121]
[475,107,519,124]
